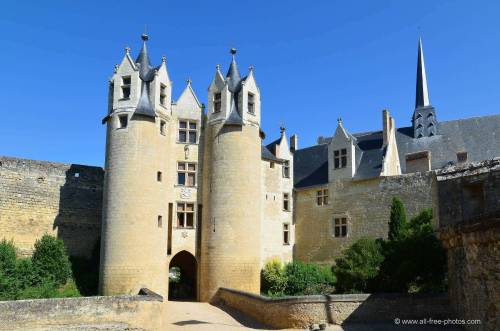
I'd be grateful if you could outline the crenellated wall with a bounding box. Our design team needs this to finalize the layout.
[0,156,103,258]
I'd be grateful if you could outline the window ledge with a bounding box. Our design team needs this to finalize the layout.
[174,184,198,189]
[176,141,199,146]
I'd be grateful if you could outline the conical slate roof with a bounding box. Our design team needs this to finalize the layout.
[224,48,244,126]
[226,48,242,92]
[134,34,156,118]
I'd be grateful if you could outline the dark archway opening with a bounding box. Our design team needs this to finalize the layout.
[168,250,197,301]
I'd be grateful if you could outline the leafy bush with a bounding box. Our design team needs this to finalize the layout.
[284,261,335,295]
[261,260,335,297]
[388,197,407,241]
[334,238,384,293]
[261,259,287,296]
[0,235,80,300]
[32,234,72,286]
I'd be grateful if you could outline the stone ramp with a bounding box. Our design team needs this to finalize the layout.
[17,323,145,331]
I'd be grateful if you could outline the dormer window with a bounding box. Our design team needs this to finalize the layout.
[457,151,468,163]
[334,149,347,169]
[248,92,255,114]
[118,114,128,129]
[121,76,131,99]
[214,92,221,113]
[160,84,167,106]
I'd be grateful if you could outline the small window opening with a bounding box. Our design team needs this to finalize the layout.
[178,162,196,186]
[214,92,222,113]
[178,120,197,143]
[74,172,80,178]
[333,217,348,238]
[158,215,163,228]
[177,203,195,228]
[160,84,167,106]
[282,161,290,178]
[316,189,329,206]
[457,151,468,163]
[157,171,162,182]
[248,92,255,114]
[118,114,128,129]
[121,76,131,99]
[160,120,166,135]
[270,161,275,169]
[283,193,290,211]
[283,223,290,245]
[334,149,347,169]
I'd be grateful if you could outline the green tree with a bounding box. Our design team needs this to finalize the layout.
[388,197,407,241]
[334,238,385,293]
[0,239,17,275]
[261,259,287,296]
[32,235,72,286]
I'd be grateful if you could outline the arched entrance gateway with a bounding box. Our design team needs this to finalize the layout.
[168,250,197,301]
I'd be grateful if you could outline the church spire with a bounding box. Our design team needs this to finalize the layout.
[415,37,430,108]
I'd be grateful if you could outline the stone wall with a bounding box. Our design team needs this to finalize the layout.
[435,159,500,331]
[213,287,453,329]
[0,156,103,258]
[0,289,164,330]
[295,172,433,264]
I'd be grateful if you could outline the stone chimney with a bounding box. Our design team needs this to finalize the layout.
[382,109,390,146]
[290,134,298,152]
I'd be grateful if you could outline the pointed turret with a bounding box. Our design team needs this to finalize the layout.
[224,48,243,126]
[415,37,430,108]
[133,34,155,117]
[412,38,438,138]
[226,48,242,92]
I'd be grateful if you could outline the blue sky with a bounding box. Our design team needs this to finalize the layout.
[1,0,499,166]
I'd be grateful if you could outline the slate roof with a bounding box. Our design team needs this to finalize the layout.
[293,114,500,188]
[261,145,282,162]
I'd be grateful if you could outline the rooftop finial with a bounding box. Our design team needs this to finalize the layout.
[186,78,192,85]
[280,126,286,135]
[230,48,237,55]
[161,55,166,63]
[141,33,149,41]
[125,46,130,54]
[216,64,221,71]
[249,65,254,72]
[337,117,343,124]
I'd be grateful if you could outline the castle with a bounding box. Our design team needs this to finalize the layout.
[0,35,498,302]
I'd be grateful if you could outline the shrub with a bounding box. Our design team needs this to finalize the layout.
[0,239,17,276]
[334,238,384,293]
[284,261,335,295]
[32,235,72,286]
[388,197,407,241]
[261,259,287,296]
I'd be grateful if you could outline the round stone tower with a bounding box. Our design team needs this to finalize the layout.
[199,50,263,301]
[99,35,171,298]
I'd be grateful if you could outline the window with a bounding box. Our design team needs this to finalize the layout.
[317,189,329,206]
[248,92,255,114]
[157,171,162,182]
[334,149,347,169]
[160,84,167,106]
[283,193,291,211]
[333,217,348,238]
[213,92,221,113]
[178,162,196,186]
[178,120,197,143]
[177,203,194,228]
[157,215,163,228]
[118,114,128,129]
[457,151,468,163]
[283,223,290,245]
[270,161,275,169]
[121,76,131,99]
[282,161,290,178]
[160,120,166,135]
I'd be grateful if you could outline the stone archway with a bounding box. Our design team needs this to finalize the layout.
[168,250,197,301]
